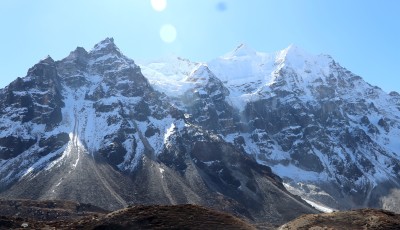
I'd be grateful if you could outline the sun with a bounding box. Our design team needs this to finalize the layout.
[150,0,167,12]
[160,24,177,43]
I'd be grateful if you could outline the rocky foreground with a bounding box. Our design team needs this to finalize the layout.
[0,199,256,230]
[279,208,400,230]
[1,199,400,230]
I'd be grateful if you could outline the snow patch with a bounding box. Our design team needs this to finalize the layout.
[303,198,335,213]
[159,167,165,178]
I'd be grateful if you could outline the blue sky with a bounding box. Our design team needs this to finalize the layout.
[0,0,399,92]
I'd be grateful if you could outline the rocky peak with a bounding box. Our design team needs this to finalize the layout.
[86,38,136,75]
[28,55,54,67]
[184,64,229,98]
[57,47,90,79]
[186,64,214,82]
[89,37,121,57]
[181,64,237,134]
[63,47,89,63]
[91,37,116,51]
[25,55,60,89]
[40,55,55,64]
[27,55,55,74]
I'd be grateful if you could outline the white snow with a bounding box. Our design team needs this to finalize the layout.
[88,53,118,65]
[159,167,165,178]
[137,56,199,97]
[164,123,176,144]
[271,163,328,182]
[303,198,335,213]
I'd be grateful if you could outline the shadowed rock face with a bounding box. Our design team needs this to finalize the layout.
[236,65,400,210]
[181,65,240,135]
[0,38,317,226]
[0,57,64,162]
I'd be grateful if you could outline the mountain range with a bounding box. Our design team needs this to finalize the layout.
[0,38,399,225]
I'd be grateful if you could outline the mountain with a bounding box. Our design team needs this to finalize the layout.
[137,43,400,211]
[1,37,399,224]
[0,38,317,226]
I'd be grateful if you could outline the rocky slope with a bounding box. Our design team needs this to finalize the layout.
[0,201,256,230]
[0,199,107,221]
[279,209,400,230]
[0,38,317,225]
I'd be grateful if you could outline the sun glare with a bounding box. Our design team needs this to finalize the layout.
[150,0,167,12]
[160,24,177,43]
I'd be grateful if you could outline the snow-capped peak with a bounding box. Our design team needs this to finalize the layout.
[185,64,214,82]
[275,44,312,65]
[91,37,116,51]
[273,44,335,83]
[89,37,123,57]
[223,43,257,58]
[85,38,135,71]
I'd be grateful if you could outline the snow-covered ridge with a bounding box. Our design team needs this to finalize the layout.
[139,44,367,110]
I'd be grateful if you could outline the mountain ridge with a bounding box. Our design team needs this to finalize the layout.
[0,38,399,223]
[137,40,400,211]
[0,38,319,226]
